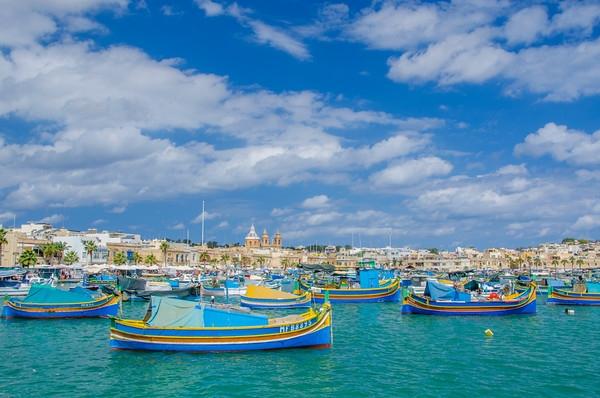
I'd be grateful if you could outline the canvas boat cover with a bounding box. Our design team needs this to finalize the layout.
[299,263,335,272]
[424,280,471,302]
[146,296,269,328]
[21,285,95,304]
[245,285,299,300]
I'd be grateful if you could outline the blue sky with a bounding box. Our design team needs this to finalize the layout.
[0,0,599,249]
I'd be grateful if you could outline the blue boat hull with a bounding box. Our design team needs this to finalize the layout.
[2,301,119,318]
[110,324,331,352]
[402,285,537,316]
[311,288,401,303]
[547,298,600,305]
[401,299,536,316]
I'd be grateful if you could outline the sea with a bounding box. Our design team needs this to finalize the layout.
[1,297,599,397]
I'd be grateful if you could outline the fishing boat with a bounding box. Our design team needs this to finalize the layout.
[2,285,120,319]
[240,285,312,309]
[119,276,194,300]
[299,270,401,303]
[401,281,537,316]
[201,279,247,297]
[109,296,332,352]
[0,270,32,296]
[547,284,600,306]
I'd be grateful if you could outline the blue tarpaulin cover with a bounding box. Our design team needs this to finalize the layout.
[424,281,471,302]
[21,285,94,304]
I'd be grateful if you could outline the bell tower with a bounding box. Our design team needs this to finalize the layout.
[261,229,270,247]
[272,231,282,248]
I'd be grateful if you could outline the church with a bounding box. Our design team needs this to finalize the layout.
[244,224,282,249]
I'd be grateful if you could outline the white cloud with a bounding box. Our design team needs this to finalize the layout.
[301,195,330,209]
[0,0,127,47]
[370,157,453,188]
[572,214,600,230]
[35,214,65,224]
[504,6,548,45]
[170,223,185,230]
[348,2,600,101]
[247,20,310,60]
[194,1,310,60]
[217,220,229,228]
[192,211,219,224]
[496,164,528,176]
[110,205,127,214]
[515,123,600,166]
[0,212,16,224]
[195,0,224,17]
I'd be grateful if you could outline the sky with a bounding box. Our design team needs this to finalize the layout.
[0,0,599,249]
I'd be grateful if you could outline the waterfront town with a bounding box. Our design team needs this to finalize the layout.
[1,222,598,271]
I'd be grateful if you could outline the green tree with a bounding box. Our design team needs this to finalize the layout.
[113,251,127,265]
[551,259,559,274]
[0,228,8,266]
[18,249,37,267]
[220,253,231,265]
[53,241,69,264]
[199,252,210,263]
[63,251,79,265]
[83,240,98,265]
[560,259,569,271]
[159,241,169,267]
[144,254,158,266]
[281,258,290,271]
[132,252,143,265]
[576,258,585,270]
[40,243,57,264]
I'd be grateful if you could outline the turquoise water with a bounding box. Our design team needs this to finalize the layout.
[1,298,599,397]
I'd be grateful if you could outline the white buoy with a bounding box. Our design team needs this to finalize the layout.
[565,309,575,315]
[484,328,494,337]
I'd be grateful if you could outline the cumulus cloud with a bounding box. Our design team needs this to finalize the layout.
[301,195,330,209]
[370,157,452,188]
[347,1,600,101]
[35,214,65,224]
[0,0,127,47]
[515,123,600,166]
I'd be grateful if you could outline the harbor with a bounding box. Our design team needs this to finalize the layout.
[2,291,599,397]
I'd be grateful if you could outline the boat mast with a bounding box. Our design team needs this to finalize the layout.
[201,200,205,247]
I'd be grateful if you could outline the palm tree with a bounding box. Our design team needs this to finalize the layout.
[132,252,143,265]
[0,228,7,266]
[159,241,169,267]
[569,256,575,273]
[551,259,559,275]
[281,258,290,272]
[199,252,210,264]
[576,258,585,270]
[144,254,158,266]
[53,242,69,264]
[18,249,37,267]
[560,259,569,271]
[241,256,251,267]
[63,251,79,265]
[220,253,230,266]
[40,243,57,265]
[113,251,127,266]
[83,240,98,265]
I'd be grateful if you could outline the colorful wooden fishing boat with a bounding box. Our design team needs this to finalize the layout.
[401,282,537,316]
[299,278,401,303]
[201,279,247,297]
[547,286,600,306]
[2,285,120,319]
[109,297,332,352]
[240,285,312,309]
